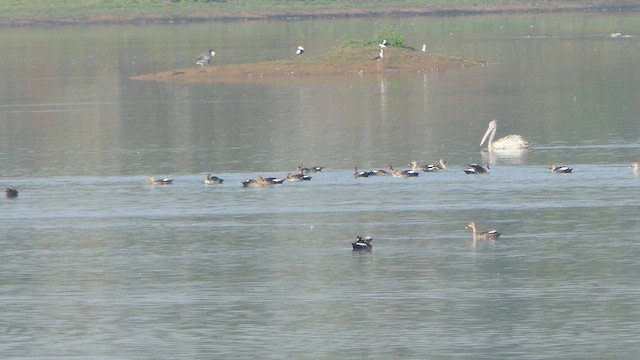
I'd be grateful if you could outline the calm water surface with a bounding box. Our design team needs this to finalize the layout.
[1,11,640,359]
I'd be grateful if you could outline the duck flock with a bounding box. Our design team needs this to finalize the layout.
[5,119,639,250]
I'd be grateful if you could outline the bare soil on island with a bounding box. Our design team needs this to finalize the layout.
[131,46,484,84]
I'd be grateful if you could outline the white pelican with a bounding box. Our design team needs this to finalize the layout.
[196,49,215,66]
[296,45,304,55]
[549,163,573,173]
[480,120,531,151]
[466,222,501,241]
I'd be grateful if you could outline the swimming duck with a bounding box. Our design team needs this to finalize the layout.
[427,159,448,172]
[263,176,286,184]
[309,166,324,172]
[465,222,501,241]
[147,176,174,185]
[242,176,270,188]
[631,162,639,174]
[242,179,263,188]
[5,186,18,198]
[549,163,573,173]
[463,163,489,175]
[410,159,448,172]
[409,160,430,172]
[204,174,224,184]
[392,168,420,177]
[368,166,393,176]
[286,172,312,182]
[352,236,373,251]
[354,167,374,178]
[296,164,311,174]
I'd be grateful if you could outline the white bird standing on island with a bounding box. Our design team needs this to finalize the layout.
[373,48,384,60]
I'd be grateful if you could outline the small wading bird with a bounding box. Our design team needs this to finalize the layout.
[421,44,426,52]
[549,163,573,173]
[463,163,489,175]
[196,49,215,66]
[147,176,173,185]
[352,236,373,251]
[204,174,224,184]
[466,222,501,241]
[296,45,304,55]
[373,48,384,61]
[480,119,531,151]
[5,186,18,198]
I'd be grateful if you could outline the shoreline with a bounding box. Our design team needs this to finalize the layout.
[2,2,640,27]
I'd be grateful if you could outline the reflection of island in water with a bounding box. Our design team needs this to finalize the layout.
[132,46,484,84]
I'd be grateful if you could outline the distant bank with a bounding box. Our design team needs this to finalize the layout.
[2,0,639,26]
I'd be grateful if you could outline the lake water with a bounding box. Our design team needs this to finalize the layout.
[1,11,640,359]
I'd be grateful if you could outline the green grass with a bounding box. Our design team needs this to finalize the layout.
[340,26,406,48]
[0,0,637,23]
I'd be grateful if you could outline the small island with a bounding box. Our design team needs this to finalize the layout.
[132,32,483,84]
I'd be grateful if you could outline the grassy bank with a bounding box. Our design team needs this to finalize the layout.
[2,0,640,25]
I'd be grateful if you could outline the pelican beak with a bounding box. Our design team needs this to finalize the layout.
[480,121,497,146]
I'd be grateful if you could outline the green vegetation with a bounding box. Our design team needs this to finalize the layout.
[341,26,406,48]
[0,1,636,24]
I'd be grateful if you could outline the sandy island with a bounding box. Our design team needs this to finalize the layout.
[131,46,484,84]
